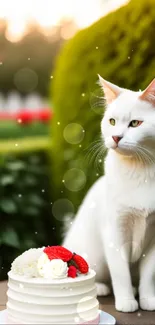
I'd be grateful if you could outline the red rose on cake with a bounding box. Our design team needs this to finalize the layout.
[37,246,89,279]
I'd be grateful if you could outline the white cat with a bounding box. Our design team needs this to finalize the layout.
[63,76,155,312]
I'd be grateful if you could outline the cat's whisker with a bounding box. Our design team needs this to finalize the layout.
[89,147,104,165]
[136,146,155,166]
[85,143,103,155]
[90,100,105,108]
[140,147,155,165]
[84,136,107,168]
[84,142,106,167]
[125,141,155,167]
[134,150,145,172]
[84,142,104,156]
[84,141,103,157]
[86,143,106,167]
[136,148,149,168]
[84,139,104,153]
[94,147,107,171]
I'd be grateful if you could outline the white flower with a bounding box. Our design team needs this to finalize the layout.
[38,258,68,279]
[37,253,49,276]
[11,248,44,277]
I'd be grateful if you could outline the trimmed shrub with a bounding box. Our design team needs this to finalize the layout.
[50,0,155,228]
[0,121,49,140]
[0,151,58,280]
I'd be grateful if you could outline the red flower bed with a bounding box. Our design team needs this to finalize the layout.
[0,109,53,124]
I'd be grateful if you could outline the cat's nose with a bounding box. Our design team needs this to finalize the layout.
[112,136,122,144]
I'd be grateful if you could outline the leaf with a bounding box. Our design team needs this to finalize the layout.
[0,199,17,214]
[28,194,44,206]
[28,165,45,175]
[2,228,20,248]
[29,155,41,164]
[0,175,15,186]
[7,161,26,171]
[22,239,36,248]
[24,175,37,186]
[23,206,39,216]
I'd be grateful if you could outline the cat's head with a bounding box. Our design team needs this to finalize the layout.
[99,76,155,157]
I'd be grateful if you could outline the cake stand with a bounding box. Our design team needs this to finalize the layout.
[0,309,116,325]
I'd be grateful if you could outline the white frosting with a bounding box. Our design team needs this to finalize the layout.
[37,255,68,279]
[11,248,44,277]
[37,252,49,276]
[7,269,99,324]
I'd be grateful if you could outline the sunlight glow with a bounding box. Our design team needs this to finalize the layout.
[0,0,128,41]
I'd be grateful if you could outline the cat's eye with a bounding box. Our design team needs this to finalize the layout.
[129,120,143,128]
[109,118,116,126]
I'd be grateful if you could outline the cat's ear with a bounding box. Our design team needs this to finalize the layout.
[139,79,155,106]
[98,74,122,105]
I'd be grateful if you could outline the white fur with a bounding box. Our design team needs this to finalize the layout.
[63,81,155,312]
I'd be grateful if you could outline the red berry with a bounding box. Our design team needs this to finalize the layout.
[44,246,73,262]
[72,254,89,274]
[68,266,77,278]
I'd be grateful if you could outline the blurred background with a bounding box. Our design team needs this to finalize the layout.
[0,0,154,279]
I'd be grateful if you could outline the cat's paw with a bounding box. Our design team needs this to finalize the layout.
[140,297,155,311]
[96,283,111,296]
[115,297,138,312]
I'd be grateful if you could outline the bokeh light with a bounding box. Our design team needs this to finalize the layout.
[52,198,74,222]
[63,168,86,192]
[14,68,38,92]
[63,123,85,145]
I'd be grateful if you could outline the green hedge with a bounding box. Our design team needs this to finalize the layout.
[0,148,59,280]
[0,136,50,155]
[50,0,155,221]
[0,121,49,140]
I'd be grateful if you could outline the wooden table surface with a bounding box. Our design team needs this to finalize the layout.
[0,281,7,312]
[1,281,155,324]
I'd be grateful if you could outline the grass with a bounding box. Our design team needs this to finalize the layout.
[0,136,50,155]
[0,121,49,140]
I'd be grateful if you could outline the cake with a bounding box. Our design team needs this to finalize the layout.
[7,246,99,324]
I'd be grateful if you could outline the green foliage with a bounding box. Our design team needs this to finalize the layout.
[0,136,49,155]
[0,152,57,280]
[50,0,155,221]
[0,121,49,140]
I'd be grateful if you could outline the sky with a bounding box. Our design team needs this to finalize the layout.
[0,0,129,41]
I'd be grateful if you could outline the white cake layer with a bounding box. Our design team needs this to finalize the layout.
[7,270,99,324]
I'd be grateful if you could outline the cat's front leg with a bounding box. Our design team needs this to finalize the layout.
[104,222,138,312]
[139,239,155,310]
